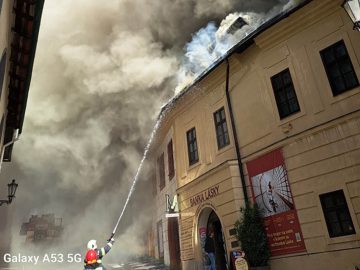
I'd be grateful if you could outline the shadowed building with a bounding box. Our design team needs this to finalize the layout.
[20,214,63,243]
[0,0,44,267]
[0,0,44,167]
[147,121,181,269]
[148,0,360,269]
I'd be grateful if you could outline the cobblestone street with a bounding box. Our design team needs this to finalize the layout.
[109,257,169,270]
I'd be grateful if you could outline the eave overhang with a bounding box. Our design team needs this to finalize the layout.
[3,0,45,162]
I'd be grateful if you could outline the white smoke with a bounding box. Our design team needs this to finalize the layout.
[176,0,306,93]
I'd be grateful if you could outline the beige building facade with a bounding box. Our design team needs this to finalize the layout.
[149,0,360,269]
[230,1,360,269]
[149,59,244,268]
[149,121,182,269]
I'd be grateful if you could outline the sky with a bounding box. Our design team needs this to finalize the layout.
[0,0,304,269]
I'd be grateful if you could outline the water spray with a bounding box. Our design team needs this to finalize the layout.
[108,0,300,240]
[109,113,164,239]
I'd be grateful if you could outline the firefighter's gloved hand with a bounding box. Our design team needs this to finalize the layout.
[108,237,115,244]
[107,233,115,243]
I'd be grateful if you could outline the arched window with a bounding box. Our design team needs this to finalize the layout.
[0,49,7,100]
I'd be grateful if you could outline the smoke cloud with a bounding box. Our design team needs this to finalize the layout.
[176,0,306,93]
[0,0,304,269]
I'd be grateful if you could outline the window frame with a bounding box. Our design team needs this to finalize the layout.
[0,115,4,154]
[157,153,165,191]
[270,68,301,119]
[319,190,356,238]
[320,39,359,96]
[152,172,157,196]
[186,127,199,166]
[167,139,175,180]
[0,49,7,100]
[157,220,164,259]
[213,107,230,150]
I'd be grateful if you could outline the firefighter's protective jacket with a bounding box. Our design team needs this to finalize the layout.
[84,240,114,269]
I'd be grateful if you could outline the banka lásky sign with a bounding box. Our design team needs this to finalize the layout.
[190,185,219,207]
[246,149,306,256]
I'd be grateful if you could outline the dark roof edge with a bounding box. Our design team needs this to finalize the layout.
[3,0,45,162]
[18,0,45,134]
[160,0,313,117]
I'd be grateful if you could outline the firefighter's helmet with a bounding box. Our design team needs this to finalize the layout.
[85,249,97,264]
[87,239,97,250]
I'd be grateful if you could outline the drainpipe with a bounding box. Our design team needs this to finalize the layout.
[224,58,249,205]
[0,129,20,171]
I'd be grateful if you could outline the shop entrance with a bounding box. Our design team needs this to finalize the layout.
[198,208,228,270]
[168,217,181,269]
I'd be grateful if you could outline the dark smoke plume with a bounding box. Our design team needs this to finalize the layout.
[0,0,303,269]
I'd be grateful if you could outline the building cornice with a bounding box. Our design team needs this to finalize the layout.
[177,159,239,195]
[255,0,343,49]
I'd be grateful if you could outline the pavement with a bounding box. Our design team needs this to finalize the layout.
[108,257,170,270]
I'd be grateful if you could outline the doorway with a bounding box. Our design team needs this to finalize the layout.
[168,217,181,269]
[208,211,227,270]
[198,208,228,270]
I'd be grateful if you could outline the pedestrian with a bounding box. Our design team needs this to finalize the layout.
[204,230,216,270]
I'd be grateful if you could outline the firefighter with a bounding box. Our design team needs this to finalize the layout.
[84,236,115,270]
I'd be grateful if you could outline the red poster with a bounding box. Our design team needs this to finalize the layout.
[246,149,306,256]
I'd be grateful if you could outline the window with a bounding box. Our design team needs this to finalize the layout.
[186,127,198,165]
[0,50,7,99]
[213,107,230,149]
[271,68,300,119]
[157,220,164,259]
[152,173,157,196]
[320,190,355,238]
[167,140,174,180]
[0,115,4,143]
[0,0,3,15]
[320,40,359,96]
[0,115,3,155]
[157,153,165,191]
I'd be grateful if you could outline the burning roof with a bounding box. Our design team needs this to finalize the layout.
[160,0,312,118]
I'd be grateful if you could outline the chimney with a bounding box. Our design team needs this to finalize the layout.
[226,17,247,35]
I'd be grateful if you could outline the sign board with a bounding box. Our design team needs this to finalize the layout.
[165,213,179,218]
[235,258,249,270]
[199,227,207,238]
[246,148,306,256]
[189,185,219,207]
[199,227,210,268]
[166,194,179,218]
[230,250,246,270]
